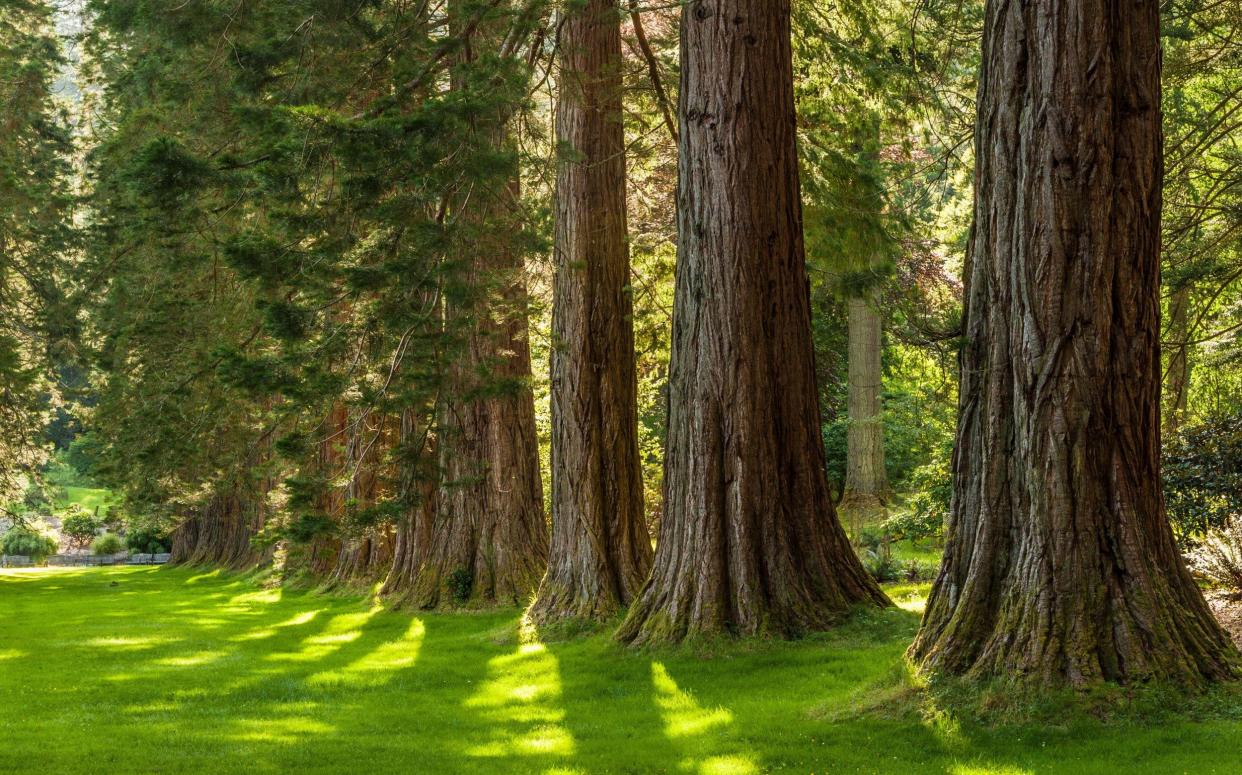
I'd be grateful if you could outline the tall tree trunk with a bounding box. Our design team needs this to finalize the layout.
[910,0,1237,685]
[411,240,548,607]
[529,0,652,624]
[408,0,547,611]
[169,488,270,569]
[327,411,394,588]
[616,0,889,645]
[839,288,888,538]
[1164,285,1192,435]
[382,407,438,597]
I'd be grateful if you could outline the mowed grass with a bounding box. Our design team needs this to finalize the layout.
[1,568,1241,774]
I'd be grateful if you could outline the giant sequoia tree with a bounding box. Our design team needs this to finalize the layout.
[617,0,889,645]
[529,0,652,623]
[909,0,1238,685]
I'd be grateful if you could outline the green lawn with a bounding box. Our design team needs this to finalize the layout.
[1,568,1240,774]
[55,485,114,516]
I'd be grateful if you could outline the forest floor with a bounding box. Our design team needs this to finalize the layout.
[2,567,1241,774]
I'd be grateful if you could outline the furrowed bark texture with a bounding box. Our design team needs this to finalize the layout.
[529,0,653,624]
[909,0,1237,685]
[382,408,437,597]
[616,0,889,645]
[839,290,888,536]
[411,262,548,607]
[169,489,270,570]
[326,412,395,589]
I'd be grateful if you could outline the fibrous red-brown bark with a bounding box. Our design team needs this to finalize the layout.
[909,0,1237,685]
[382,407,437,597]
[325,411,395,588]
[616,0,889,645]
[410,252,548,607]
[529,0,652,624]
[169,488,270,569]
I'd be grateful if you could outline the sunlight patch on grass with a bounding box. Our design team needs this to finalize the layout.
[154,650,227,668]
[269,609,378,664]
[85,636,176,651]
[464,641,575,759]
[229,628,277,642]
[652,663,758,775]
[185,570,224,585]
[652,663,734,738]
[0,649,25,661]
[307,618,426,687]
[277,609,322,628]
[952,765,1033,775]
[231,716,336,744]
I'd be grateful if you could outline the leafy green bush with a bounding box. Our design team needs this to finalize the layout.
[900,559,938,583]
[863,549,900,583]
[125,523,171,554]
[60,507,100,549]
[91,532,125,556]
[1164,412,1242,541]
[883,507,943,544]
[1,523,58,559]
[447,567,474,604]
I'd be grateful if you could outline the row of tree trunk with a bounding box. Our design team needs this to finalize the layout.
[175,0,1239,686]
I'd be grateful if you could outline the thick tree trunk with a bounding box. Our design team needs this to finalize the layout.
[408,0,547,610]
[616,0,889,645]
[529,0,653,624]
[382,407,437,597]
[910,0,1237,686]
[411,258,548,607]
[1163,285,1192,435]
[839,289,888,538]
[169,488,270,569]
[326,411,395,588]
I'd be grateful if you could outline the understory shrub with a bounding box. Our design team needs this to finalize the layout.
[125,523,171,554]
[1,522,58,559]
[447,567,474,603]
[1164,412,1242,541]
[1187,521,1242,593]
[91,532,125,556]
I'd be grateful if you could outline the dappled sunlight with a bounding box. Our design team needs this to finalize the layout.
[231,715,336,744]
[229,628,277,642]
[952,765,1033,775]
[277,610,322,628]
[305,618,426,687]
[85,636,177,651]
[652,663,734,738]
[0,649,24,661]
[463,641,576,760]
[154,650,228,668]
[268,608,379,664]
[651,663,759,774]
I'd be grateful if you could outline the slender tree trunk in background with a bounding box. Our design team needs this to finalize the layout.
[297,401,349,577]
[839,288,888,538]
[529,0,652,624]
[1164,285,1192,435]
[616,0,889,645]
[910,0,1237,685]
